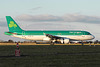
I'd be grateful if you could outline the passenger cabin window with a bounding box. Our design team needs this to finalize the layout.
[58,33,61,35]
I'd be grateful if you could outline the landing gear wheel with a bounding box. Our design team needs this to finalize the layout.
[50,41,54,45]
[50,42,54,45]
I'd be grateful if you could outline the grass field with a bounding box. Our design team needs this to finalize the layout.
[0,43,100,45]
[0,45,100,67]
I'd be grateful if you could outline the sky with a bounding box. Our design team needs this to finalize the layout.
[0,0,100,41]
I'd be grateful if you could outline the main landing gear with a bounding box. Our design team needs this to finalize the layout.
[50,40,54,45]
[81,41,84,46]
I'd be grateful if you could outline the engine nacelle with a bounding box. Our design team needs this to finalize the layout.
[60,38,69,44]
[43,37,50,41]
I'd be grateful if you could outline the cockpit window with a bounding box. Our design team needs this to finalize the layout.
[88,32,91,35]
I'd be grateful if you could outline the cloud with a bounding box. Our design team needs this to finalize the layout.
[15,14,100,23]
[0,18,5,21]
[0,21,7,27]
[31,7,42,10]
[62,14,100,23]
[16,14,62,22]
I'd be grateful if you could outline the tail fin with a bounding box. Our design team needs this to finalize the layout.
[6,16,23,32]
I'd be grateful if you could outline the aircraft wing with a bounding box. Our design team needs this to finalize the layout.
[46,34,77,41]
[45,34,81,44]
[46,34,65,40]
[46,34,83,41]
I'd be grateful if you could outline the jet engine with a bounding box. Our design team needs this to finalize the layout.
[60,38,69,44]
[43,37,50,41]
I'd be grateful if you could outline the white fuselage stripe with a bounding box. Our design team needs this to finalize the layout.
[12,35,94,41]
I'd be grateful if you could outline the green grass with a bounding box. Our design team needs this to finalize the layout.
[0,45,100,67]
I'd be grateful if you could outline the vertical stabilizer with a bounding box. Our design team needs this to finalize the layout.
[6,16,23,32]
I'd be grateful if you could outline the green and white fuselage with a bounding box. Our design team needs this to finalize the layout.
[5,16,95,43]
[5,30,94,41]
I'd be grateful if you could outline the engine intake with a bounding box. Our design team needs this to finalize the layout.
[43,37,50,41]
[60,38,69,44]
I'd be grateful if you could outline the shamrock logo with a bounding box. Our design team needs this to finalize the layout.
[9,21,17,28]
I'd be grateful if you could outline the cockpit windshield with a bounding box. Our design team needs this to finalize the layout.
[88,32,91,35]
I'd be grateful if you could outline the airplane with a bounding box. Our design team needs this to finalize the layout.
[5,16,95,45]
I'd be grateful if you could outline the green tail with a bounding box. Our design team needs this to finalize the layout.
[6,16,23,32]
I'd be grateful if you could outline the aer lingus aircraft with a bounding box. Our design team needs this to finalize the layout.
[5,16,95,45]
